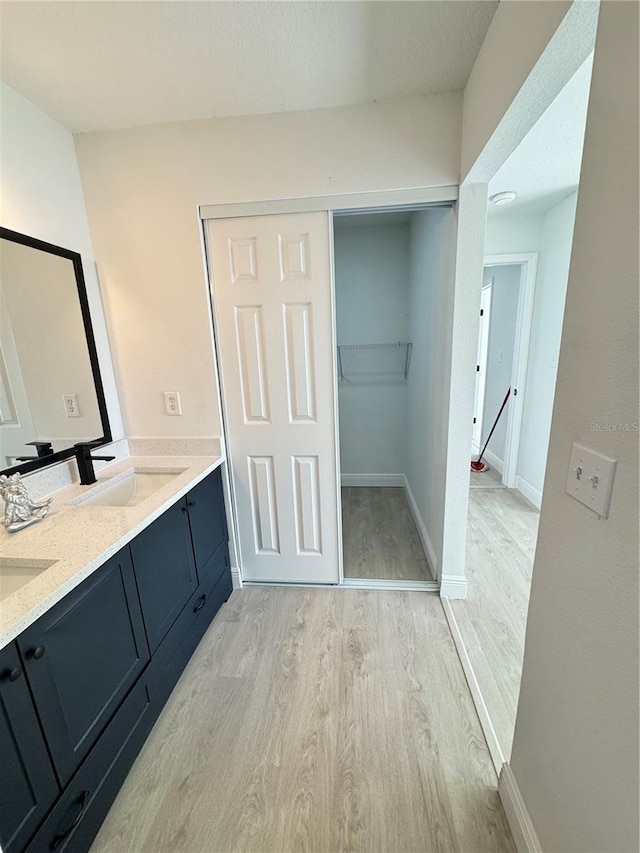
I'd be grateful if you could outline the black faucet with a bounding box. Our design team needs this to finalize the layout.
[15,441,55,461]
[74,441,116,485]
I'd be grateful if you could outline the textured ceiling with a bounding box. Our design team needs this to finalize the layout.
[488,54,594,217]
[0,0,497,133]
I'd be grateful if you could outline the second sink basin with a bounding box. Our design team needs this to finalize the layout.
[0,558,58,601]
[69,467,186,508]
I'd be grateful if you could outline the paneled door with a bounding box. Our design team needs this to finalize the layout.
[206,212,339,583]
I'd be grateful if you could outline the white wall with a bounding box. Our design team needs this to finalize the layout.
[334,223,409,476]
[406,208,457,577]
[508,3,639,850]
[481,264,520,461]
[0,84,124,442]
[518,192,577,497]
[485,211,542,256]
[74,93,462,439]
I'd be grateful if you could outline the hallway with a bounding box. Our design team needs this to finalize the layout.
[91,587,515,853]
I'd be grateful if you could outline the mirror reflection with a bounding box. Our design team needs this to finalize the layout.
[0,234,104,470]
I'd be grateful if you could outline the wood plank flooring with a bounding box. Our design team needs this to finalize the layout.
[341,487,433,581]
[450,481,539,759]
[91,588,515,853]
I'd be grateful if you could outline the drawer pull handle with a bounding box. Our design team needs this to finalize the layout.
[50,789,89,850]
[8,665,22,682]
[32,645,46,660]
[193,594,207,613]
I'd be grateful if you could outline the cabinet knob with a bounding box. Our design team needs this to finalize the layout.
[181,505,188,513]
[31,645,46,660]
[8,665,22,682]
[188,500,196,508]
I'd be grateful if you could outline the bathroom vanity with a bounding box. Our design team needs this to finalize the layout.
[0,459,231,853]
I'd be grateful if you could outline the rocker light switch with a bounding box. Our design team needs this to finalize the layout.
[565,442,616,518]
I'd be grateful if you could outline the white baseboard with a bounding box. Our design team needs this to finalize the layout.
[341,473,405,487]
[402,476,439,581]
[439,574,468,599]
[499,764,543,853]
[515,476,542,510]
[482,448,504,475]
[231,568,242,589]
[441,599,504,774]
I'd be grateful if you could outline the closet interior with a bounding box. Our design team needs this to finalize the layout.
[333,206,454,585]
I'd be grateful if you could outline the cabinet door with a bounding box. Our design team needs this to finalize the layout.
[186,467,228,584]
[130,498,198,653]
[0,643,59,853]
[17,548,149,786]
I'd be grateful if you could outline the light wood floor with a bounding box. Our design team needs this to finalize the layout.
[341,487,433,582]
[450,479,539,759]
[91,587,515,853]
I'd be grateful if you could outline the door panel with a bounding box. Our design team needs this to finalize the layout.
[207,212,339,583]
[17,548,149,786]
[0,643,59,853]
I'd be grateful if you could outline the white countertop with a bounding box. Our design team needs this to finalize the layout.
[0,453,224,649]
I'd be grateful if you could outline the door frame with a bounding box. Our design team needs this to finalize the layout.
[199,186,457,590]
[472,280,493,454]
[483,253,538,488]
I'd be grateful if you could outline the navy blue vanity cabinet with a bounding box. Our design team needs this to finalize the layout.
[185,467,228,586]
[0,643,60,853]
[16,547,150,787]
[129,498,198,653]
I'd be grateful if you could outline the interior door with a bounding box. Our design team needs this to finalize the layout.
[206,212,339,583]
[472,281,493,452]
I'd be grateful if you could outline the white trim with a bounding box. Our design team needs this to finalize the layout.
[341,473,405,488]
[515,475,542,510]
[439,574,468,599]
[472,281,493,449]
[403,475,440,581]
[484,253,538,489]
[441,599,504,774]
[499,764,544,853]
[230,568,242,590]
[328,212,344,586]
[482,447,504,475]
[199,186,458,221]
[341,577,440,592]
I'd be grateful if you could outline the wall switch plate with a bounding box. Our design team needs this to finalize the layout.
[565,442,616,518]
[62,394,80,417]
[164,391,182,416]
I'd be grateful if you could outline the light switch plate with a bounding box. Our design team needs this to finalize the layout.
[164,391,182,416]
[565,442,616,518]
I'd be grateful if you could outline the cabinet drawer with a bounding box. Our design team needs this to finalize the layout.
[25,673,157,853]
[151,544,231,705]
[0,644,59,853]
[18,548,150,786]
[130,500,198,652]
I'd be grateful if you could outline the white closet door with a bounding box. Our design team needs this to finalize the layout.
[206,212,339,583]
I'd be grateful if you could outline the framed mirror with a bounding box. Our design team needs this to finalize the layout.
[0,227,111,475]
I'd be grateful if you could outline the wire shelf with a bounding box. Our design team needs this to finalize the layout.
[337,342,413,383]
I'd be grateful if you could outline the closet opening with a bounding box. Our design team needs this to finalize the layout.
[332,204,453,588]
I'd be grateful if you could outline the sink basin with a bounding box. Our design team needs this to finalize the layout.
[0,558,57,601]
[69,467,186,508]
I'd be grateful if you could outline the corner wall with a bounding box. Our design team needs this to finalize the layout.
[406,207,457,579]
[0,84,124,441]
[507,3,639,850]
[75,93,462,439]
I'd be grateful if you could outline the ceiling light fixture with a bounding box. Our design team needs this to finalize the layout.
[490,191,517,206]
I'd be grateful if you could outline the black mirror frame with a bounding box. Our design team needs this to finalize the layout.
[0,226,112,477]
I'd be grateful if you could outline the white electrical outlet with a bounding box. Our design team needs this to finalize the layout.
[164,391,182,416]
[62,394,80,418]
[565,442,616,518]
